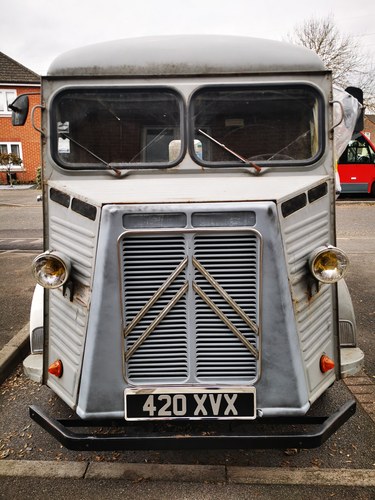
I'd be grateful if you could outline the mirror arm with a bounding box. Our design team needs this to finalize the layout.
[31,105,45,135]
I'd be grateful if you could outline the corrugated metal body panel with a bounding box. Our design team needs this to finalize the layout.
[48,289,88,401]
[50,290,86,361]
[284,208,333,392]
[50,215,96,286]
[47,197,99,407]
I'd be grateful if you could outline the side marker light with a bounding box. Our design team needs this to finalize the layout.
[320,355,335,373]
[48,359,63,378]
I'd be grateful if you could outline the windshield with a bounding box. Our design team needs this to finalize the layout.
[51,85,322,171]
[191,86,322,165]
[52,88,183,168]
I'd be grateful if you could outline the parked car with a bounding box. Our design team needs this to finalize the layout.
[338,131,375,196]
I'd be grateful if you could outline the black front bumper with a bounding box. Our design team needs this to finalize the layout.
[29,400,356,451]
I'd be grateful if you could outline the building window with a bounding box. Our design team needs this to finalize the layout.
[0,89,17,115]
[0,143,23,171]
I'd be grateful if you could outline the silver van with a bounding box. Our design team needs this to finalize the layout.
[13,35,363,450]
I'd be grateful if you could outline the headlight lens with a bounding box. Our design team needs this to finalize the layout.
[32,252,70,289]
[309,246,349,283]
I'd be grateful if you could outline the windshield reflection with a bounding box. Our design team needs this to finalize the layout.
[191,86,321,165]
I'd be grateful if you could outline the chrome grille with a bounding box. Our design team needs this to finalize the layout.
[121,227,260,385]
[194,234,259,381]
[122,235,188,383]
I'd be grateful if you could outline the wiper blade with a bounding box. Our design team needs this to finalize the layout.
[61,134,121,176]
[198,129,261,172]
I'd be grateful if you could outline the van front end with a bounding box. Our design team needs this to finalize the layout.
[25,34,363,450]
[29,174,355,450]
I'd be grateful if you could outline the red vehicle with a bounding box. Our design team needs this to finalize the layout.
[338,131,375,196]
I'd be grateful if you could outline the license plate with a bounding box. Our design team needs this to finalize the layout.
[124,387,256,421]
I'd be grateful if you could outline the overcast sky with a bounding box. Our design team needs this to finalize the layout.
[1,0,374,75]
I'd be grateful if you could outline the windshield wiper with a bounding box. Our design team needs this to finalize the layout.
[61,134,121,176]
[198,129,261,173]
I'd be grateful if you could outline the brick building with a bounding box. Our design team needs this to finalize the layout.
[0,52,41,185]
[363,115,375,142]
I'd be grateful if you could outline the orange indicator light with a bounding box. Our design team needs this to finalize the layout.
[48,359,63,378]
[320,355,335,373]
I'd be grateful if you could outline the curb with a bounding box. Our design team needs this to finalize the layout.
[0,461,374,487]
[0,185,36,190]
[0,323,29,384]
[336,199,375,205]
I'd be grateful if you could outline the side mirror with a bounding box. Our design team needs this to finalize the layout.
[9,95,29,126]
[345,87,364,133]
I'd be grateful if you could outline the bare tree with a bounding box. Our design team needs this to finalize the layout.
[287,16,375,112]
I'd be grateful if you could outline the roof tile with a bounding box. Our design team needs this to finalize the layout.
[0,52,40,83]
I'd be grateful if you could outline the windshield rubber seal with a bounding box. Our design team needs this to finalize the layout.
[188,83,325,169]
[49,85,186,171]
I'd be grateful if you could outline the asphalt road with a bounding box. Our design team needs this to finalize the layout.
[0,189,374,497]
[0,188,42,347]
[336,201,375,378]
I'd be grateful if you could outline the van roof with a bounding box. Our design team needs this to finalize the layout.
[47,34,325,77]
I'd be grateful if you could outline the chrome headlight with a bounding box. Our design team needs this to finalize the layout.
[32,252,71,289]
[309,246,349,284]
